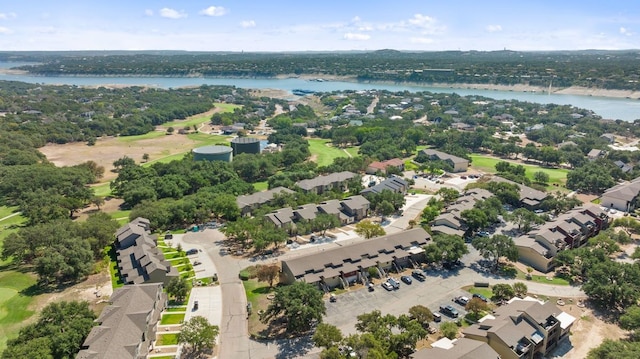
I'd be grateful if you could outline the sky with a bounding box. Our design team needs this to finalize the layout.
[0,1,638,52]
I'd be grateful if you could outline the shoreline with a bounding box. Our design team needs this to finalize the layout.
[1,68,639,99]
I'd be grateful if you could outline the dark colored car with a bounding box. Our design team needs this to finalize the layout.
[186,249,198,255]
[411,270,426,281]
[439,305,459,318]
[400,275,413,284]
[193,300,199,310]
[473,293,489,302]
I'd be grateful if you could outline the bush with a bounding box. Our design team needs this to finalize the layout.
[239,270,251,281]
[239,265,259,281]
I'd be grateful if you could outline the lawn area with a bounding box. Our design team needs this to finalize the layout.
[0,270,37,353]
[0,212,26,229]
[243,279,275,338]
[469,154,568,185]
[253,181,269,191]
[107,246,124,289]
[91,182,112,197]
[109,209,131,223]
[156,333,179,345]
[308,139,349,167]
[142,152,188,166]
[160,313,185,325]
[185,133,230,145]
[344,146,360,157]
[465,286,494,299]
[515,270,570,286]
[163,103,241,128]
[165,306,187,312]
[117,130,166,143]
[0,206,18,219]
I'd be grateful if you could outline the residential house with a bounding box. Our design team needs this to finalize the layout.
[361,176,409,195]
[600,133,616,144]
[295,171,358,194]
[431,188,494,236]
[463,298,576,359]
[525,124,544,132]
[115,218,179,286]
[281,228,430,290]
[236,187,295,216]
[489,176,548,209]
[614,160,633,174]
[587,149,606,161]
[77,283,167,359]
[265,195,370,229]
[421,149,469,173]
[515,205,610,272]
[366,158,405,174]
[600,176,640,212]
[411,338,500,359]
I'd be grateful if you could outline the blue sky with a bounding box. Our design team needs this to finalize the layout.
[0,1,638,51]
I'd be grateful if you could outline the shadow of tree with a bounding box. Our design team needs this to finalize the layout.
[275,334,314,359]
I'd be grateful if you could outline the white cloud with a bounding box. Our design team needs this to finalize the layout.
[620,27,633,36]
[160,8,187,19]
[0,26,13,34]
[358,25,374,31]
[144,9,153,17]
[410,37,434,44]
[0,12,17,20]
[200,6,228,17]
[240,20,256,28]
[486,24,503,32]
[408,14,435,28]
[351,16,361,23]
[343,33,370,41]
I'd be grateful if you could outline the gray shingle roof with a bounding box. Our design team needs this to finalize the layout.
[295,171,357,191]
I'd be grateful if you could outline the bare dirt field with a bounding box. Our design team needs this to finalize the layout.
[562,304,627,359]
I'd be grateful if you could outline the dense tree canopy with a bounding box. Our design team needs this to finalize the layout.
[261,281,326,334]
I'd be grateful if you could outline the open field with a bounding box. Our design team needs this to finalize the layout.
[344,146,360,157]
[308,139,349,167]
[39,107,235,182]
[470,154,569,186]
[162,103,241,128]
[0,270,37,352]
[253,181,269,191]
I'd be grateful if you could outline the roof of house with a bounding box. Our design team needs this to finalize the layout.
[77,283,165,359]
[411,338,500,359]
[587,149,605,158]
[361,176,408,195]
[341,195,370,212]
[422,149,469,165]
[265,207,295,227]
[283,228,431,283]
[601,177,640,202]
[490,176,547,203]
[434,212,463,229]
[295,171,357,191]
[431,225,465,237]
[236,187,295,210]
[295,203,319,221]
[369,158,405,171]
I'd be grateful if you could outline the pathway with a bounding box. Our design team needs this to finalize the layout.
[0,211,21,222]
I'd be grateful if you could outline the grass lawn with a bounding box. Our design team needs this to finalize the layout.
[243,279,275,338]
[156,333,179,345]
[165,306,187,312]
[308,139,349,167]
[91,182,112,197]
[109,209,131,222]
[344,146,360,157]
[0,271,37,353]
[117,130,166,143]
[470,154,568,186]
[185,133,230,145]
[515,270,570,286]
[160,313,185,325]
[0,212,26,229]
[142,152,188,166]
[465,286,494,299]
[163,103,241,127]
[0,206,18,219]
[107,246,124,289]
[253,181,269,191]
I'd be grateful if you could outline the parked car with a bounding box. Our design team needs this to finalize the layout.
[411,269,426,281]
[432,312,442,322]
[186,249,198,255]
[443,260,462,270]
[368,283,374,292]
[400,275,413,284]
[454,296,470,306]
[439,305,459,318]
[473,293,489,302]
[193,300,199,311]
[387,277,400,289]
[193,261,202,266]
[381,282,394,291]
[428,326,438,334]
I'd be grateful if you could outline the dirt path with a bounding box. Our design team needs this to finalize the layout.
[343,149,352,158]
[366,96,379,115]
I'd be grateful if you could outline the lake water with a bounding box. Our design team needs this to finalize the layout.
[1,61,639,121]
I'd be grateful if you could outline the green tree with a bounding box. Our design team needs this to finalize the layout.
[408,305,434,328]
[166,276,191,303]
[461,208,489,232]
[510,208,544,232]
[3,301,96,359]
[620,305,640,330]
[313,213,341,237]
[533,171,550,184]
[465,297,490,319]
[492,283,516,302]
[355,220,386,239]
[512,282,528,298]
[312,323,343,349]
[440,321,459,339]
[436,187,460,204]
[583,261,640,312]
[256,264,280,288]
[423,234,468,265]
[587,339,640,359]
[261,281,326,333]
[472,234,518,269]
[178,316,220,354]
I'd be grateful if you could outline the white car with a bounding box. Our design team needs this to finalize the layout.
[381,282,394,291]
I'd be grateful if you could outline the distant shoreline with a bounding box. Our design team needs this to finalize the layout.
[1,68,639,99]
